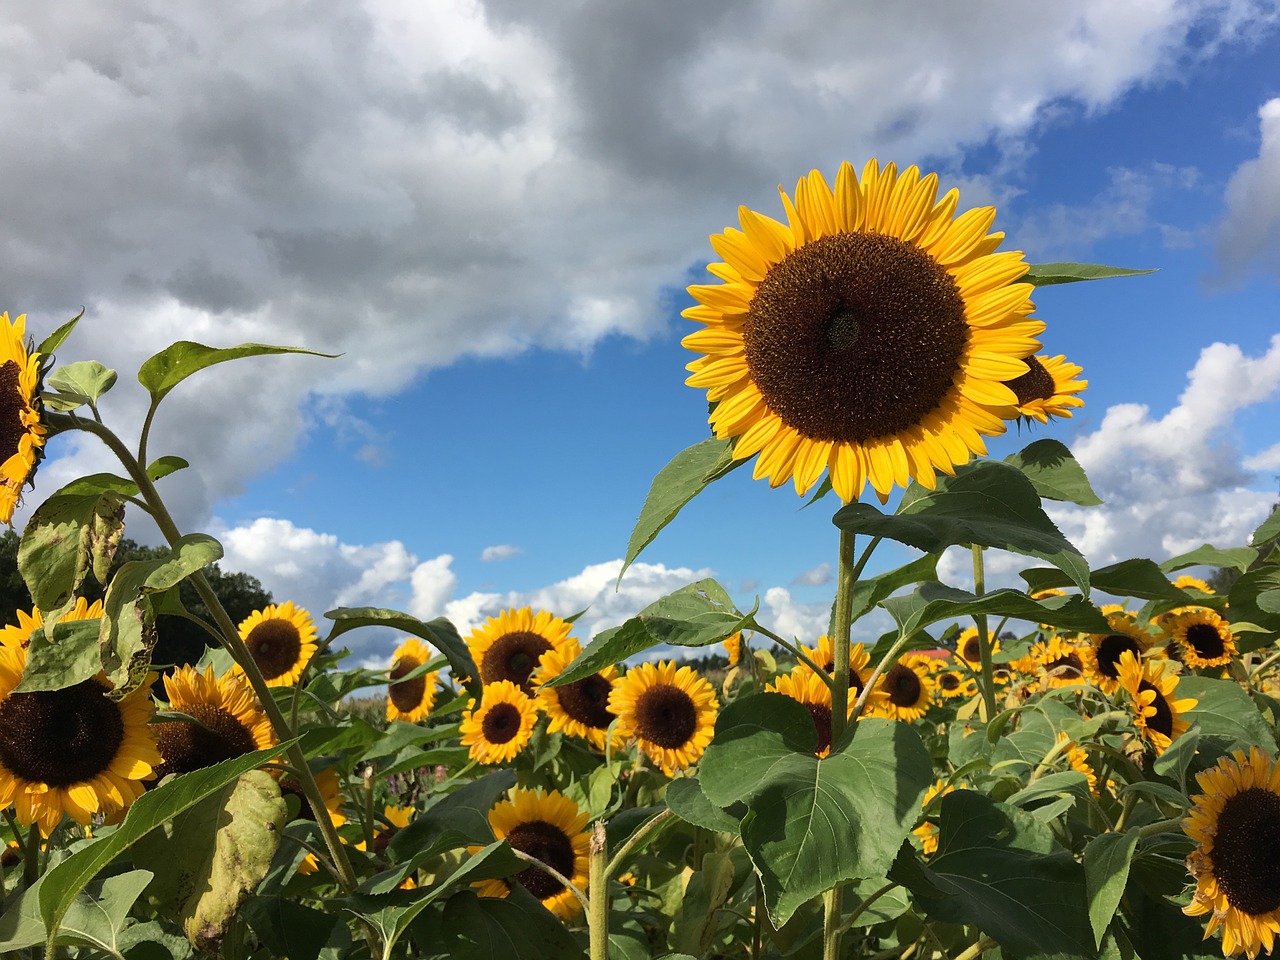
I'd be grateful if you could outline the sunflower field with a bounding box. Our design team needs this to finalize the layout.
[2,161,1280,960]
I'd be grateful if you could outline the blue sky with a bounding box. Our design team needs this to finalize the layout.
[5,2,1280,664]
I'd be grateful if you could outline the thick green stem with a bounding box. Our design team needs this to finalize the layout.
[823,887,843,960]
[830,529,857,747]
[588,820,609,960]
[971,545,998,721]
[753,873,764,960]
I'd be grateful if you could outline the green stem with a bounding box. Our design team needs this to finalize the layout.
[605,808,674,880]
[823,887,843,960]
[753,873,764,960]
[588,820,609,960]
[842,881,898,933]
[1137,817,1183,839]
[852,630,915,720]
[971,545,997,721]
[747,624,827,680]
[954,936,997,960]
[830,529,857,748]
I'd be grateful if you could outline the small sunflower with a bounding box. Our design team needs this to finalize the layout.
[0,602,160,834]
[237,601,319,688]
[1183,746,1280,958]
[1118,651,1197,757]
[0,313,47,526]
[1029,635,1088,690]
[955,627,999,672]
[723,632,743,666]
[283,767,347,876]
[385,637,440,723]
[1165,608,1237,670]
[153,664,275,780]
[1057,733,1099,796]
[460,681,538,765]
[935,669,976,700]
[466,607,575,694]
[873,655,935,722]
[1081,614,1152,694]
[801,635,878,700]
[1003,354,1086,422]
[766,666,838,756]
[532,645,622,751]
[477,788,590,920]
[1172,575,1215,595]
[683,160,1045,504]
[915,779,969,855]
[610,661,719,775]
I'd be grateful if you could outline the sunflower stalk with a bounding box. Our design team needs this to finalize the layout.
[970,545,998,721]
[588,819,609,960]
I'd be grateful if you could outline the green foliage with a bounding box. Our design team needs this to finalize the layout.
[1025,263,1156,286]
[137,341,337,403]
[1003,439,1103,506]
[43,360,119,412]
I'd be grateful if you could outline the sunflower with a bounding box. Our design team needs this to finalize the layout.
[0,602,160,834]
[955,627,1000,672]
[385,637,439,723]
[802,635,876,696]
[283,767,347,876]
[935,669,976,700]
[610,661,719,775]
[1172,575,1215,595]
[1003,354,1086,423]
[153,664,275,780]
[460,681,538,765]
[1165,608,1237,670]
[1182,746,1280,958]
[915,779,968,855]
[766,666,839,756]
[477,788,590,920]
[1029,636,1088,690]
[1118,651,1196,756]
[0,313,47,526]
[1057,733,1099,796]
[532,644,623,751]
[237,601,319,688]
[723,632,743,666]
[466,607,575,694]
[872,655,935,722]
[682,160,1045,504]
[1081,614,1152,694]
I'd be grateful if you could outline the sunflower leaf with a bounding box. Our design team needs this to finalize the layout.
[36,308,84,357]
[1025,263,1155,286]
[1021,558,1192,602]
[240,895,337,960]
[1083,827,1141,944]
[147,455,190,482]
[386,769,515,865]
[1252,504,1280,547]
[883,583,1110,637]
[1004,439,1102,506]
[427,887,584,960]
[137,341,338,403]
[45,361,118,406]
[1225,565,1280,651]
[700,697,932,926]
[325,608,479,699]
[18,487,127,613]
[1177,676,1279,752]
[1159,544,1257,575]
[665,777,742,834]
[834,460,1090,594]
[14,619,102,692]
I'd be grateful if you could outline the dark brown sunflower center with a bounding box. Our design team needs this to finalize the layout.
[634,684,697,749]
[481,631,552,693]
[1045,653,1083,679]
[389,657,427,713]
[245,619,302,681]
[1138,680,1174,737]
[744,232,968,443]
[1185,623,1226,660]
[961,636,981,663]
[1096,635,1141,679]
[556,674,615,730]
[817,656,864,694]
[1210,787,1280,916]
[0,360,28,465]
[884,663,923,707]
[506,819,576,901]
[939,673,961,692]
[1006,356,1053,405]
[481,702,522,745]
[805,702,833,754]
[0,680,125,787]
[153,702,257,778]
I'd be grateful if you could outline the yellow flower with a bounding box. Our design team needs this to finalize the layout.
[1057,733,1099,796]
[871,654,935,722]
[477,788,590,920]
[459,680,538,765]
[1003,354,1086,422]
[915,779,968,855]
[0,601,160,834]
[1165,608,1237,670]
[1172,575,1215,595]
[1029,635,1088,690]
[683,160,1045,503]
[955,627,999,672]
[284,767,347,877]
[532,643,623,751]
[935,669,977,700]
[153,664,275,780]
[1081,614,1152,695]
[766,666,840,756]
[800,634,886,711]
[466,607,575,694]
[386,637,439,723]
[0,313,46,526]
[723,632,743,666]
[1183,746,1280,958]
[1117,651,1196,756]
[237,601,319,687]
[610,661,718,775]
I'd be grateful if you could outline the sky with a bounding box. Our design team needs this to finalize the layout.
[4,0,1280,667]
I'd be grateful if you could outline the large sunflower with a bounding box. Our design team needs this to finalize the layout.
[466,607,575,694]
[683,160,1045,503]
[0,602,160,834]
[460,680,538,765]
[532,644,623,751]
[1004,354,1086,423]
[386,637,440,723]
[610,661,719,775]
[477,788,590,920]
[237,601,319,688]
[872,655,936,723]
[153,664,275,780]
[1117,651,1196,756]
[1183,746,1280,958]
[0,313,46,526]
[1165,608,1237,670]
[766,666,840,756]
[1081,614,1152,694]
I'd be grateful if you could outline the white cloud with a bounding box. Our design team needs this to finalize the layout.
[792,563,833,587]
[761,587,830,644]
[1213,97,1280,284]
[480,544,522,562]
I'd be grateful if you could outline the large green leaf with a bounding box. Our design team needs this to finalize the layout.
[385,770,515,869]
[1226,565,1280,651]
[53,869,154,956]
[665,777,742,834]
[672,849,738,957]
[1004,440,1102,506]
[545,579,749,688]
[834,461,1090,593]
[700,696,932,925]
[883,584,1111,637]
[1160,545,1257,576]
[1025,263,1155,287]
[428,888,583,960]
[1021,559,1193,603]
[846,555,940,625]
[1178,677,1278,751]
[15,619,102,693]
[137,341,336,402]
[241,895,337,960]
[891,791,1096,960]
[18,486,126,612]
[1252,505,1280,547]
[325,608,479,699]
[1084,830,1140,947]
[621,437,743,582]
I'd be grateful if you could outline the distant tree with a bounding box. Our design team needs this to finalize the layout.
[0,532,273,666]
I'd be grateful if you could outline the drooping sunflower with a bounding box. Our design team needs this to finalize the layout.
[683,160,1046,504]
[1165,608,1237,670]
[466,607,575,694]
[955,627,1000,672]
[477,788,590,920]
[1057,732,1099,796]
[1029,635,1088,690]
[766,666,839,756]
[0,313,47,526]
[460,680,538,765]
[872,655,935,723]
[1117,651,1196,756]
[153,664,276,780]
[1081,614,1153,694]
[237,601,319,688]
[385,637,439,723]
[0,602,161,834]
[610,661,719,775]
[1003,354,1086,423]
[1183,746,1280,958]
[915,779,968,856]
[532,644,623,752]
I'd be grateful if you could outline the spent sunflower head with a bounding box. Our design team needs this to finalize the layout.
[0,312,47,526]
[386,637,440,723]
[532,644,622,751]
[459,680,538,765]
[683,160,1047,503]
[237,601,319,688]
[466,607,575,695]
[0,602,161,834]
[609,660,719,776]
[1117,651,1196,756]
[153,664,275,780]
[476,788,590,920]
